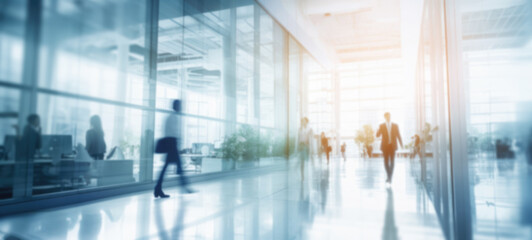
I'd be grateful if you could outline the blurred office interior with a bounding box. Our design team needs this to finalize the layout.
[0,0,532,239]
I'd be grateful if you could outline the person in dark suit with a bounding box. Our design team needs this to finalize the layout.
[154,100,194,198]
[16,114,42,160]
[376,112,403,186]
[86,115,106,160]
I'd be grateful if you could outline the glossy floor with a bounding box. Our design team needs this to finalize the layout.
[0,157,444,239]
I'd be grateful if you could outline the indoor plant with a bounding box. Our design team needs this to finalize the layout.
[355,124,375,158]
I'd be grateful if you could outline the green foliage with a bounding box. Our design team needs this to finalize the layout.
[421,123,438,144]
[354,124,375,148]
[221,125,287,161]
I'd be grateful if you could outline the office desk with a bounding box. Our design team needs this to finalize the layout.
[181,154,209,173]
[0,159,54,166]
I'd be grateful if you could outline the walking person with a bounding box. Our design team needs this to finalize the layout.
[297,117,312,181]
[341,142,346,161]
[154,100,194,198]
[376,112,403,187]
[321,132,331,165]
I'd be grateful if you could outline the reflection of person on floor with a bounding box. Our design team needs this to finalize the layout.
[86,115,106,160]
[297,117,312,180]
[341,142,346,161]
[382,189,398,240]
[154,100,194,198]
[321,132,331,165]
[155,197,187,239]
[320,167,330,212]
[376,112,403,187]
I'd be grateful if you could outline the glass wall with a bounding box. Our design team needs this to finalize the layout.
[414,0,453,238]
[418,0,532,238]
[0,0,305,203]
[449,0,532,238]
[304,53,332,156]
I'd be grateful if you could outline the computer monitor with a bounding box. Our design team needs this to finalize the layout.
[40,135,73,158]
[192,143,214,156]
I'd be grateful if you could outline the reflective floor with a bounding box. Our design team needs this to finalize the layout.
[0,157,444,239]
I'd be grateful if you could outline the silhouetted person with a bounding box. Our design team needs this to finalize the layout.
[154,100,194,198]
[298,117,312,180]
[16,114,42,160]
[321,132,330,165]
[376,112,403,186]
[341,142,346,161]
[12,114,42,197]
[86,115,106,160]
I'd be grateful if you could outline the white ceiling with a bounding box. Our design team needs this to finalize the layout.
[301,0,402,63]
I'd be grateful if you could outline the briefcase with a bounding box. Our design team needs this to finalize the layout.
[155,137,176,153]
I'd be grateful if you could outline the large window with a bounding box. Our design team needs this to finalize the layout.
[337,59,415,156]
[0,0,302,203]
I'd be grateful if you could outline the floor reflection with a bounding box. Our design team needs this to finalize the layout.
[0,158,445,239]
[154,197,186,240]
[78,209,102,240]
[319,166,330,212]
[382,189,398,240]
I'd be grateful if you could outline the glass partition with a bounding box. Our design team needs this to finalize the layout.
[0,0,302,203]
[414,0,453,237]
[449,0,532,238]
[418,0,532,238]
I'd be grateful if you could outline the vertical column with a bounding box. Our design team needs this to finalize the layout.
[300,54,308,118]
[445,0,472,238]
[139,0,159,182]
[223,5,237,134]
[273,25,288,156]
[334,70,340,155]
[429,0,442,216]
[434,0,452,235]
[14,0,42,198]
[253,4,261,126]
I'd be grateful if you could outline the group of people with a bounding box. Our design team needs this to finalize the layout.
[297,112,403,187]
[13,114,106,161]
[16,101,412,199]
[296,117,335,180]
[11,100,194,199]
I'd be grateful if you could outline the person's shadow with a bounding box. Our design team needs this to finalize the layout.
[382,189,398,240]
[154,197,187,240]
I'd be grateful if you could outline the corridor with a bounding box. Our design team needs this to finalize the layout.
[0,157,444,239]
